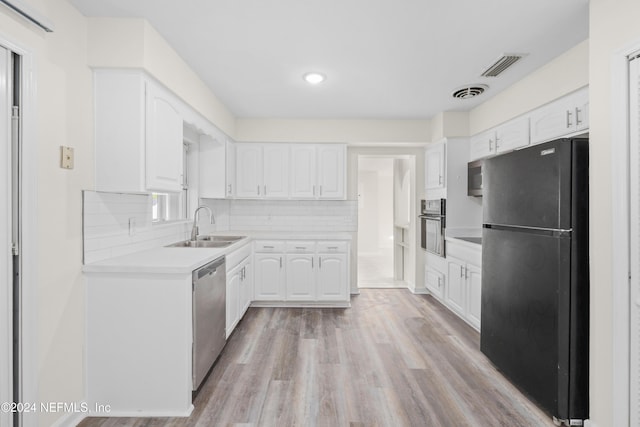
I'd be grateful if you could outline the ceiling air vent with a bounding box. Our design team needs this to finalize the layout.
[452,84,488,100]
[481,54,524,77]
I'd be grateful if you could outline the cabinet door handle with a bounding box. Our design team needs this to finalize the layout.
[279,257,282,268]
[264,185,267,195]
[257,185,260,195]
[465,267,469,280]
[566,110,573,128]
[319,257,322,268]
[460,267,464,278]
[495,136,500,150]
[313,185,316,196]
[576,107,582,126]
[488,138,493,151]
[438,175,443,185]
[228,184,232,194]
[312,257,314,268]
[320,185,323,196]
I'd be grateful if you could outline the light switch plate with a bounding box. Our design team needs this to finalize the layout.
[60,146,74,169]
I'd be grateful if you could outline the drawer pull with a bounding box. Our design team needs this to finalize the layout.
[263,245,274,249]
[295,246,306,250]
[328,246,338,250]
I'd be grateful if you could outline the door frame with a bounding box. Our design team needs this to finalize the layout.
[0,32,38,427]
[611,38,640,427]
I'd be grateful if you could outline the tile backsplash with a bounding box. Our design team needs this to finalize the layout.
[83,191,358,264]
[199,199,358,233]
[83,191,189,264]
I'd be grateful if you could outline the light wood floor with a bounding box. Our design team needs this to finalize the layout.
[78,289,554,427]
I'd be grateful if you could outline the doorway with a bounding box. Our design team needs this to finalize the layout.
[357,155,414,288]
[0,44,23,427]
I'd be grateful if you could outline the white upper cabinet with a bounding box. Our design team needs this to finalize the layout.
[236,143,289,199]
[495,116,530,154]
[469,129,496,161]
[530,87,589,144]
[469,116,530,161]
[316,144,346,199]
[145,81,184,192]
[425,142,445,190]
[263,144,290,198]
[199,131,228,199]
[290,144,345,200]
[290,145,317,198]
[235,143,264,198]
[235,143,345,200]
[94,70,185,193]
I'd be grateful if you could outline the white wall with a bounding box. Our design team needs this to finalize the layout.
[357,157,393,254]
[236,118,430,143]
[87,18,236,137]
[589,1,640,426]
[469,40,589,135]
[0,1,93,425]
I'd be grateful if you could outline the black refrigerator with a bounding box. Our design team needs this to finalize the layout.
[480,138,589,425]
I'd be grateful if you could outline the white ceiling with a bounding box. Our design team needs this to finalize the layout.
[69,0,589,120]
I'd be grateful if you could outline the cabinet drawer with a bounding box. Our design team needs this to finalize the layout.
[254,240,285,252]
[317,241,348,253]
[285,241,316,253]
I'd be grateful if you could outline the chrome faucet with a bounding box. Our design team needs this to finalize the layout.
[191,205,214,241]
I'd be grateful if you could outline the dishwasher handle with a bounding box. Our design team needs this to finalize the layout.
[195,256,225,280]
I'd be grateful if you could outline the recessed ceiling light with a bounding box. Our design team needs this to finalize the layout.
[303,72,326,85]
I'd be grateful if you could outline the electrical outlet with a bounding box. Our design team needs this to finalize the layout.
[60,146,74,169]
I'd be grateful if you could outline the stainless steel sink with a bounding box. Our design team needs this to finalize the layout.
[166,235,246,248]
[196,235,245,242]
[165,240,234,248]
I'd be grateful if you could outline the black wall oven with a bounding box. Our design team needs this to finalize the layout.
[420,199,446,257]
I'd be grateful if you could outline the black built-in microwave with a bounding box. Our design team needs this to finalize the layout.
[467,159,483,197]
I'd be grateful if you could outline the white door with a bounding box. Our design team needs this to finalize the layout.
[253,253,285,300]
[226,267,240,338]
[241,260,252,313]
[317,145,345,199]
[629,55,640,427]
[465,264,482,330]
[317,254,348,301]
[145,82,184,192]
[495,117,530,154]
[469,130,495,161]
[425,144,445,189]
[236,144,262,198]
[0,45,12,427]
[285,254,315,300]
[263,144,289,198]
[290,145,317,198]
[446,258,466,316]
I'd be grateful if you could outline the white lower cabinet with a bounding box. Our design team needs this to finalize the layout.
[465,263,482,330]
[253,240,350,305]
[286,253,316,301]
[424,266,445,299]
[440,239,482,331]
[316,253,348,301]
[254,252,286,300]
[226,243,253,338]
[226,263,241,337]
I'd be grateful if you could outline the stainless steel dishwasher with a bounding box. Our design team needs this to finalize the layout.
[192,256,226,390]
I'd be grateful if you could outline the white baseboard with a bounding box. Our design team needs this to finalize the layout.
[584,420,596,427]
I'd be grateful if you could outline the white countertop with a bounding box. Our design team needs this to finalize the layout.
[82,239,251,275]
[83,232,353,275]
